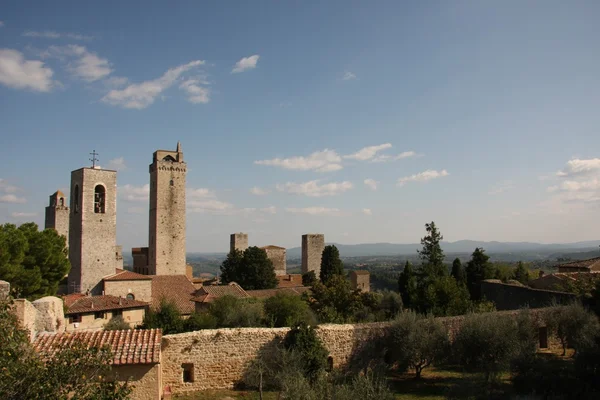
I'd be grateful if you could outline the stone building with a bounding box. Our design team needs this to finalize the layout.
[132,247,150,275]
[261,245,287,275]
[68,166,122,294]
[148,142,187,276]
[350,270,370,292]
[230,232,248,253]
[556,257,600,273]
[63,294,148,331]
[44,190,69,240]
[301,233,325,277]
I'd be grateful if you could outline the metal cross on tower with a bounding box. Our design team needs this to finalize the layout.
[89,150,99,168]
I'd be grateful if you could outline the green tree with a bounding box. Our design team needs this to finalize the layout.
[0,223,70,300]
[544,303,600,356]
[387,311,450,379]
[141,299,184,334]
[184,311,217,331]
[319,245,344,284]
[264,292,315,327]
[103,315,131,331]
[283,323,329,383]
[398,261,417,309]
[512,261,530,285]
[451,257,466,285]
[0,297,131,400]
[219,249,243,284]
[423,276,471,317]
[417,222,446,279]
[306,275,362,323]
[302,271,317,286]
[465,247,495,300]
[209,295,264,328]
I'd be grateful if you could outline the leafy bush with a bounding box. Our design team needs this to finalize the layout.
[302,271,317,286]
[283,323,329,383]
[544,303,600,355]
[141,299,184,334]
[264,292,316,327]
[210,295,264,328]
[386,311,449,378]
[184,311,217,331]
[103,315,131,331]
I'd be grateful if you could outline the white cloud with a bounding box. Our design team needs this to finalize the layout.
[343,71,356,80]
[488,180,514,195]
[250,187,269,196]
[344,143,392,161]
[0,21,4,27]
[0,49,55,92]
[44,44,111,81]
[119,184,149,202]
[11,212,37,218]
[0,179,19,193]
[188,199,235,214]
[396,151,416,159]
[276,180,353,197]
[102,60,205,109]
[397,169,449,186]
[107,157,127,171]
[372,151,417,163]
[285,207,342,216]
[23,31,94,40]
[556,158,600,177]
[364,179,378,191]
[362,208,372,215]
[255,149,343,172]
[232,55,259,73]
[179,79,210,104]
[0,194,26,204]
[188,188,216,198]
[105,76,128,88]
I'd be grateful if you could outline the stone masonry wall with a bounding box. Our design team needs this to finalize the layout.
[230,233,248,253]
[301,234,325,277]
[263,246,286,275]
[161,308,551,394]
[45,205,69,241]
[103,280,153,303]
[481,280,576,310]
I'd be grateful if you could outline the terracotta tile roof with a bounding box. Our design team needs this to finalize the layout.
[260,245,286,250]
[246,286,311,299]
[190,282,249,303]
[151,275,196,314]
[62,293,86,308]
[104,269,152,281]
[276,274,304,288]
[33,329,162,365]
[557,257,600,271]
[351,270,370,276]
[65,295,149,315]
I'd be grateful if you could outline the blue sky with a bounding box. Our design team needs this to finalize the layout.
[1,1,600,252]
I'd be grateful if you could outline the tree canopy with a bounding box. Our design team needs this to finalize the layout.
[398,261,417,309]
[465,247,495,300]
[220,246,278,290]
[417,222,446,280]
[319,245,344,284]
[0,222,70,300]
[451,258,466,285]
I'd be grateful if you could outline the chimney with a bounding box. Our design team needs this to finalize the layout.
[119,296,122,305]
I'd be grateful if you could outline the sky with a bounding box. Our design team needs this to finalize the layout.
[1,1,600,252]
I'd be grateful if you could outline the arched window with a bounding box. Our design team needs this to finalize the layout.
[59,197,64,206]
[73,185,80,213]
[126,293,135,300]
[170,179,174,186]
[162,155,176,162]
[94,185,106,214]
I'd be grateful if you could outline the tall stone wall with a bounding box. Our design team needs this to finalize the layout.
[262,246,286,275]
[103,279,153,303]
[161,308,551,394]
[230,233,248,253]
[45,191,69,240]
[301,234,325,277]
[481,280,576,310]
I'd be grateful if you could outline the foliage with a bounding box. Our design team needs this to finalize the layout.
[264,292,315,327]
[377,290,403,320]
[302,271,317,287]
[141,299,184,334]
[103,315,131,331]
[451,257,466,285]
[319,245,344,284]
[0,297,131,400]
[512,261,530,285]
[417,221,446,280]
[465,247,496,300]
[283,323,329,383]
[422,276,471,317]
[398,261,417,309]
[220,247,278,290]
[544,302,600,356]
[184,311,217,331]
[306,275,362,323]
[210,295,264,328]
[0,222,70,300]
[386,311,449,378]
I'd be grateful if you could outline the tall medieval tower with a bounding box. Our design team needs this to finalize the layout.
[148,142,187,275]
[67,166,118,294]
[44,190,69,241]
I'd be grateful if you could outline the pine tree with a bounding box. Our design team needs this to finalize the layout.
[398,261,417,309]
[417,222,447,280]
[319,245,344,284]
[513,261,530,285]
[219,249,243,284]
[451,258,466,285]
[465,247,495,300]
[240,247,278,290]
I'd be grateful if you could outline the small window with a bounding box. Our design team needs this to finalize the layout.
[94,185,106,213]
[113,309,123,317]
[327,356,334,372]
[170,179,174,186]
[182,363,194,383]
[539,327,548,349]
[73,185,80,213]
[163,155,176,162]
[70,314,82,323]
[126,293,135,300]
[94,311,105,319]
[59,197,64,206]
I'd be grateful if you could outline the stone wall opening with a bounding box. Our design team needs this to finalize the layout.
[539,326,548,349]
[182,363,194,383]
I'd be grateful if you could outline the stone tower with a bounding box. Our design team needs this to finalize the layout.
[301,234,325,277]
[148,142,187,276]
[44,190,69,241]
[67,166,118,294]
[230,233,248,253]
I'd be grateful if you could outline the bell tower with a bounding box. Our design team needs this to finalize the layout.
[148,142,187,275]
[45,190,69,241]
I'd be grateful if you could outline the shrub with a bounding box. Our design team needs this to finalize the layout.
[332,371,395,400]
[210,295,264,328]
[141,299,184,334]
[264,292,315,327]
[386,311,449,378]
[185,311,217,331]
[544,303,600,356]
[302,271,317,287]
[283,323,329,383]
[103,315,131,331]
[377,290,403,320]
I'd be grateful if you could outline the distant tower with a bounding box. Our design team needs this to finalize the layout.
[301,234,325,277]
[45,190,69,241]
[67,162,118,294]
[148,142,187,275]
[230,233,248,253]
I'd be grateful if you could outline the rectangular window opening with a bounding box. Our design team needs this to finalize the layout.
[94,311,105,319]
[182,363,194,383]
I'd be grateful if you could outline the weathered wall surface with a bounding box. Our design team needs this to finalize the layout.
[113,363,161,400]
[45,206,69,241]
[161,308,552,394]
[104,280,153,303]
[301,234,324,276]
[13,295,65,340]
[230,233,248,253]
[65,308,145,332]
[263,246,286,275]
[481,280,576,310]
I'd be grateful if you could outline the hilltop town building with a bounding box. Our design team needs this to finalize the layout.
[148,142,187,276]
[44,190,69,240]
[230,232,248,253]
[350,270,370,292]
[68,166,122,294]
[261,245,287,275]
[301,234,325,277]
